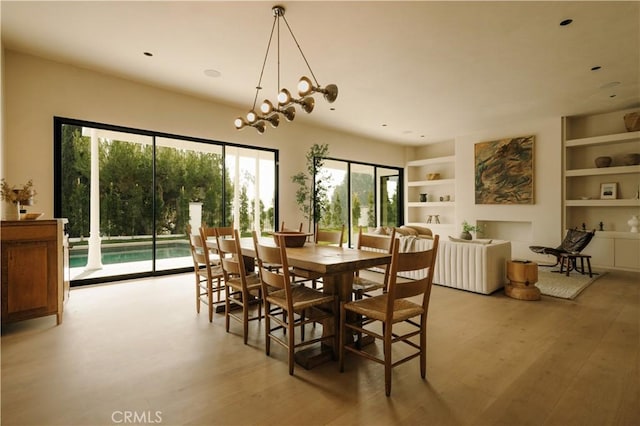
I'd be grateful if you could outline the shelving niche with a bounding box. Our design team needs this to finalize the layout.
[405,142,456,234]
[563,108,640,271]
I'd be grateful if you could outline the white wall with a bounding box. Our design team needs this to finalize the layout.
[455,118,563,260]
[2,50,406,227]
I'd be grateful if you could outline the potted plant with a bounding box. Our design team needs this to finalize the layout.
[460,220,482,240]
[1,179,36,220]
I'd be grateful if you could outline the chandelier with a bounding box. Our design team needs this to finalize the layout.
[234,5,338,134]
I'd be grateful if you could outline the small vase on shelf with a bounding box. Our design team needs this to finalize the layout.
[2,201,20,221]
[628,215,639,233]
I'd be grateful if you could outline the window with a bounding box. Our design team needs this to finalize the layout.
[54,118,277,286]
[315,158,402,246]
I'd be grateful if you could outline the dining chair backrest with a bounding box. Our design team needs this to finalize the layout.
[315,223,345,247]
[280,221,303,232]
[188,232,209,268]
[355,226,396,287]
[252,231,293,309]
[385,234,440,318]
[215,228,248,282]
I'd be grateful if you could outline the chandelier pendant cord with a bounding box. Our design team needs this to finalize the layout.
[253,15,278,111]
[281,14,320,87]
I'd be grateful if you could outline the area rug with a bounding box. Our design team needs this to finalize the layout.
[535,267,606,300]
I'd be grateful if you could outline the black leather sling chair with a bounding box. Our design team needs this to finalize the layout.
[529,228,595,267]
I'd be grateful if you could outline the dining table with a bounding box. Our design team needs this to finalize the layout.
[238,236,392,368]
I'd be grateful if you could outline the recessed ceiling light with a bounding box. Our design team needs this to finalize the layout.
[591,66,602,71]
[560,19,573,26]
[330,107,335,111]
[610,94,617,98]
[382,124,387,127]
[143,52,153,57]
[204,69,221,78]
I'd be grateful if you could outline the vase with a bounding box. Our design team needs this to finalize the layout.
[594,156,612,168]
[2,201,20,221]
[628,215,639,233]
[460,231,472,240]
[419,193,427,202]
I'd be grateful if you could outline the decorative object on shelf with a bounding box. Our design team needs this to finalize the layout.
[582,223,587,231]
[623,111,640,132]
[635,185,640,200]
[599,221,604,231]
[233,6,337,134]
[426,173,440,180]
[628,215,639,233]
[594,156,612,168]
[419,193,427,202]
[20,212,44,220]
[600,182,617,200]
[620,153,640,166]
[426,215,433,224]
[460,220,482,240]
[444,195,451,201]
[474,135,534,204]
[434,215,440,224]
[1,178,36,221]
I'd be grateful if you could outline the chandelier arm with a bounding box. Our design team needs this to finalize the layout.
[280,14,320,87]
[253,14,279,110]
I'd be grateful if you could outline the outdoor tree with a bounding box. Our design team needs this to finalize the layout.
[291,143,330,232]
[352,194,361,228]
[367,191,376,227]
[239,185,250,233]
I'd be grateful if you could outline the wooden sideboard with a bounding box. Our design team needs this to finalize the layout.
[1,219,68,325]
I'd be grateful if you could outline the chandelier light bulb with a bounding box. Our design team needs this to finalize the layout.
[246,111,257,123]
[297,77,312,97]
[260,100,275,114]
[278,89,292,106]
[234,118,246,129]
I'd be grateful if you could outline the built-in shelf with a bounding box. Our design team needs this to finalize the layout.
[563,109,640,271]
[406,155,455,167]
[565,199,640,207]
[565,130,640,147]
[565,165,640,176]
[407,178,455,187]
[407,201,455,207]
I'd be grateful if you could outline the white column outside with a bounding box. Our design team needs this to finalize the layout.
[85,128,103,270]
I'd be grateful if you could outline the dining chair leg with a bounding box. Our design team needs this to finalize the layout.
[195,278,200,314]
[225,286,231,333]
[384,325,392,397]
[208,281,214,323]
[288,311,295,376]
[242,290,249,345]
[265,303,272,356]
[420,315,427,379]
[339,302,346,372]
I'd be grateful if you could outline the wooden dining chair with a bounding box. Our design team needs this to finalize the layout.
[252,231,337,375]
[339,234,440,396]
[292,224,345,289]
[216,228,262,344]
[352,226,396,299]
[187,227,225,322]
[200,224,229,265]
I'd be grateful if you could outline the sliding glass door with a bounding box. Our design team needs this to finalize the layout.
[55,118,277,285]
[315,158,402,246]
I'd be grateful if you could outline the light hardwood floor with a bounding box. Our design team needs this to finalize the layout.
[1,270,638,426]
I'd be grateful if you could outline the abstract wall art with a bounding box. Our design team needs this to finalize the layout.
[474,135,534,204]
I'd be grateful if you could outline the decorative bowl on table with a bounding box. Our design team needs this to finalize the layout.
[20,212,44,220]
[272,231,313,248]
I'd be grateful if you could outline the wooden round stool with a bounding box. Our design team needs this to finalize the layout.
[505,260,540,301]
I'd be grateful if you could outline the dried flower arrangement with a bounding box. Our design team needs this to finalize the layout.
[1,179,36,205]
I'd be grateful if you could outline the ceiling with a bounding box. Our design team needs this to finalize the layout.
[2,1,639,145]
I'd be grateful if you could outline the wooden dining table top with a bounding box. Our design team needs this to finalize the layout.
[237,237,391,275]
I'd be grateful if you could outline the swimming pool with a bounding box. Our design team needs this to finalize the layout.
[70,241,191,268]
